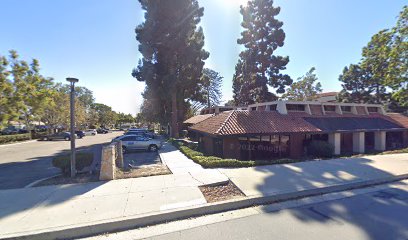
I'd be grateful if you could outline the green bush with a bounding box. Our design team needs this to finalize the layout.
[52,152,94,175]
[177,144,298,168]
[0,133,31,144]
[307,140,334,158]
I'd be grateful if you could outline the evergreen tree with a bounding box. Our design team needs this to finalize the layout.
[233,0,292,105]
[337,64,375,103]
[282,67,322,101]
[133,0,209,137]
[201,68,223,108]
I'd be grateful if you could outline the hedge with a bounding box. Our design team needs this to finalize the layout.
[0,133,31,144]
[176,142,298,168]
[52,152,94,175]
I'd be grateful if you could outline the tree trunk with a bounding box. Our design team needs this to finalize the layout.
[171,91,179,138]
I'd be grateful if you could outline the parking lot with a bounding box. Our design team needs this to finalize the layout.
[0,131,123,190]
[125,151,161,168]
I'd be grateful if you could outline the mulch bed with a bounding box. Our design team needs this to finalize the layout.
[199,181,246,203]
[115,164,171,179]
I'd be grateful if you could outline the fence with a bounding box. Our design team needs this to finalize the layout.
[99,141,124,180]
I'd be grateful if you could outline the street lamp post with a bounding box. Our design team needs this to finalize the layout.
[66,77,79,178]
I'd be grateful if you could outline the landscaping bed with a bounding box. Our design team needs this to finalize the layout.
[199,181,245,203]
[171,139,408,169]
[115,165,171,179]
[170,139,300,168]
[0,133,31,144]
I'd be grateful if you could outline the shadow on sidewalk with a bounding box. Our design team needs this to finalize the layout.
[254,157,408,240]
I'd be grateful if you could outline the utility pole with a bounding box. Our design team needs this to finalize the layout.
[66,77,79,178]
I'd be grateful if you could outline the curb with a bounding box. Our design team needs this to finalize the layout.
[24,174,62,188]
[2,174,407,240]
[0,140,37,148]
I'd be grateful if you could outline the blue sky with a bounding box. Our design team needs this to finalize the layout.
[0,0,406,115]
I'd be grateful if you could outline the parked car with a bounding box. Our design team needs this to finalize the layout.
[42,132,73,141]
[96,128,108,134]
[112,135,163,153]
[1,127,19,135]
[84,129,97,136]
[75,131,85,139]
[125,129,155,139]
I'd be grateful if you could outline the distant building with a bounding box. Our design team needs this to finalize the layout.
[188,100,408,160]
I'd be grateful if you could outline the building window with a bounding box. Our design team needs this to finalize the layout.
[269,104,277,111]
[286,104,305,111]
[341,106,351,112]
[251,107,256,111]
[238,134,290,160]
[367,107,378,113]
[324,105,336,112]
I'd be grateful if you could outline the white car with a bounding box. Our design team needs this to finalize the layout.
[112,135,163,153]
[84,129,97,136]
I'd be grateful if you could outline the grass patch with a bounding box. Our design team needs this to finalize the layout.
[52,152,94,175]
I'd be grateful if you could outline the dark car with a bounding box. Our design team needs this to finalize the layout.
[42,132,73,141]
[96,128,108,134]
[75,131,85,139]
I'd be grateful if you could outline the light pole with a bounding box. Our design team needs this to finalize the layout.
[66,77,79,178]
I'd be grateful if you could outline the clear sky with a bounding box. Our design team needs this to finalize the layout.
[1,0,406,115]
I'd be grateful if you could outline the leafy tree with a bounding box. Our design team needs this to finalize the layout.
[0,56,14,127]
[233,0,292,105]
[338,6,407,111]
[91,103,117,128]
[133,0,209,137]
[224,99,236,107]
[282,67,322,101]
[387,6,407,107]
[201,68,222,108]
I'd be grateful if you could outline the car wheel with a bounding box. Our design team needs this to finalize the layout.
[65,137,70,141]
[42,137,48,141]
[122,146,128,154]
[149,144,158,152]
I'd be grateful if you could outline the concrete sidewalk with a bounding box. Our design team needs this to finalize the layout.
[0,149,407,239]
[0,173,227,239]
[220,153,408,197]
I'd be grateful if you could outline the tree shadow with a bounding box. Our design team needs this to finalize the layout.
[252,157,408,239]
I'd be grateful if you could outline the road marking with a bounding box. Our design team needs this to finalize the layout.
[24,174,62,188]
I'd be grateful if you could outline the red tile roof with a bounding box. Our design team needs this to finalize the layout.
[183,114,214,125]
[387,113,408,128]
[189,110,408,136]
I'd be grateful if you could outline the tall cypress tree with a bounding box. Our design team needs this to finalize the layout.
[133,0,209,137]
[233,0,292,105]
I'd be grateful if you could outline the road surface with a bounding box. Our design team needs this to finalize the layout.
[85,181,408,240]
[0,131,122,189]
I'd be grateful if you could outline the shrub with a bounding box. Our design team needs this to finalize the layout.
[307,140,334,158]
[0,133,31,144]
[176,144,298,168]
[52,152,94,175]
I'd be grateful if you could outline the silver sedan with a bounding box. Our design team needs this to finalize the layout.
[112,135,163,153]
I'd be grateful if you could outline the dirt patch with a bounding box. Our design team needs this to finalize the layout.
[33,173,100,187]
[115,164,171,179]
[199,181,245,203]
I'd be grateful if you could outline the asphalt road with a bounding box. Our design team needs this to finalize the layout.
[92,182,408,240]
[0,131,123,190]
[149,184,408,240]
